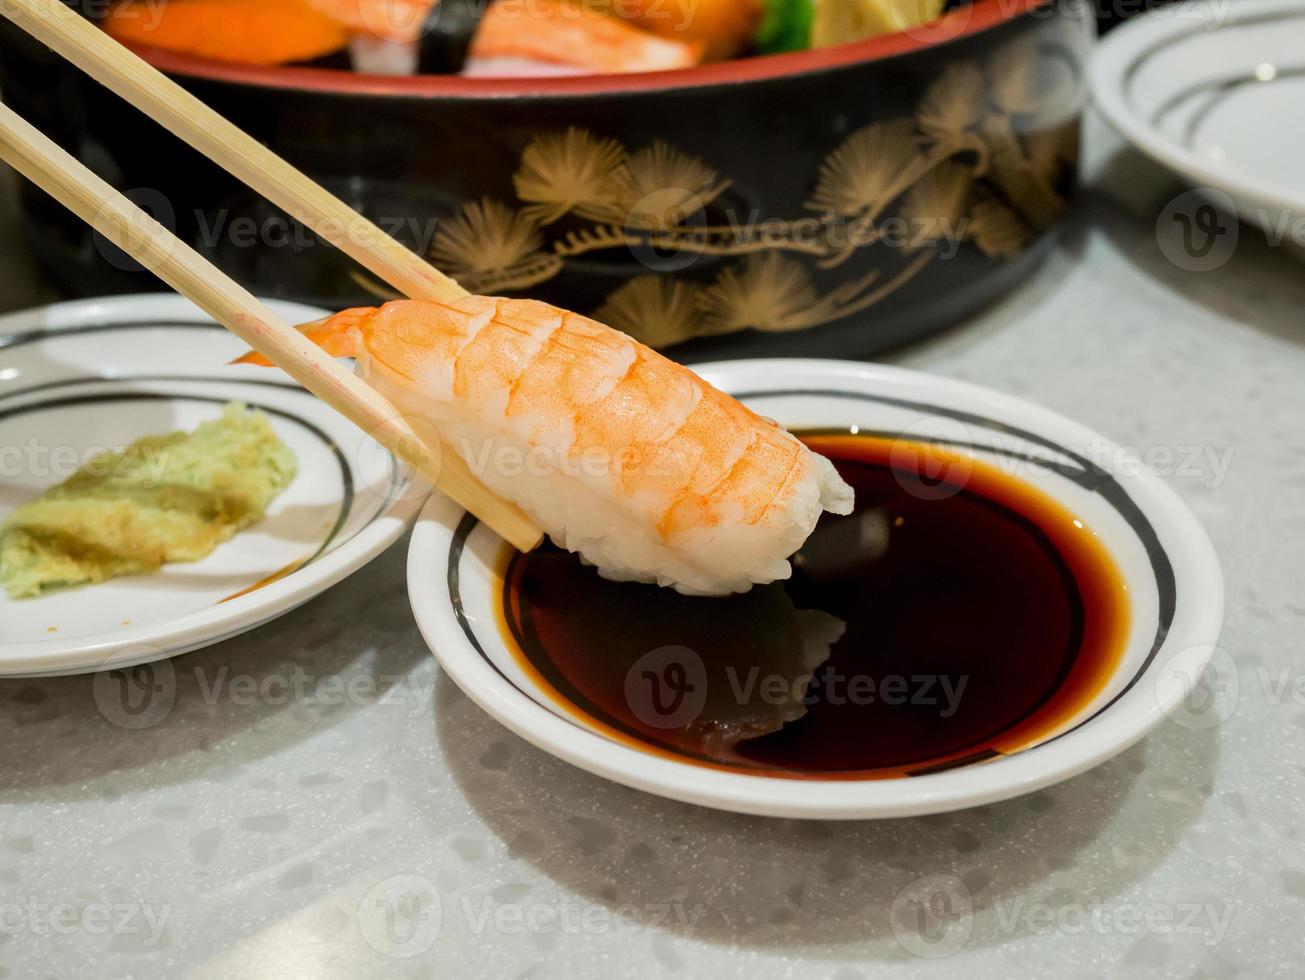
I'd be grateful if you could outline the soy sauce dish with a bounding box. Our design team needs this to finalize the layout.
[408,360,1223,818]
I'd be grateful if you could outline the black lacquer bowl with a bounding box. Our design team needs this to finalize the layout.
[0,0,1093,359]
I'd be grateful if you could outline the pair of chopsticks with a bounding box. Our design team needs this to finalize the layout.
[0,0,543,552]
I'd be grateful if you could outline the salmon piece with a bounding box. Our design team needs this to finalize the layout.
[104,0,350,66]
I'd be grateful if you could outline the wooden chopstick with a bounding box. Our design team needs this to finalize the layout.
[0,0,544,550]
[0,103,543,553]
[1,0,466,304]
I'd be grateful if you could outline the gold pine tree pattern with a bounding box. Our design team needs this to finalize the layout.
[358,39,1077,347]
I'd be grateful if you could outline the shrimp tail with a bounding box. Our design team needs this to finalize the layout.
[229,308,373,366]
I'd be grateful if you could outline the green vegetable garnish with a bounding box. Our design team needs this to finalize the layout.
[755,0,814,53]
[758,0,949,53]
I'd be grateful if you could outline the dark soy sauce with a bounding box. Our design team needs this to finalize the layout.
[499,433,1130,778]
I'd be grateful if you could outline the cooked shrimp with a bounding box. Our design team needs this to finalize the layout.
[237,297,852,594]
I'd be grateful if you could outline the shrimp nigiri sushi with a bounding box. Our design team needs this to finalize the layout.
[238,297,853,595]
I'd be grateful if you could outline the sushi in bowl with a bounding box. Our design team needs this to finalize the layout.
[0,0,1093,359]
[94,0,954,77]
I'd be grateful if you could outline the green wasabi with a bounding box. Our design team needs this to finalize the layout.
[1,402,297,599]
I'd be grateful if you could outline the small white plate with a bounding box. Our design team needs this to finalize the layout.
[0,295,423,677]
[1091,0,1305,242]
[407,359,1224,819]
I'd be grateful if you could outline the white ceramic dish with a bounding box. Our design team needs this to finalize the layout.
[0,295,422,677]
[1091,0,1305,241]
[408,359,1224,819]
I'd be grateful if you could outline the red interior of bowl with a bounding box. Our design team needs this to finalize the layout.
[130,0,1052,97]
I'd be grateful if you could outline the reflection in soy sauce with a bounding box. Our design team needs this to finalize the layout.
[500,433,1130,778]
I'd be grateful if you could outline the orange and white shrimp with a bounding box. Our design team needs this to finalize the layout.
[239,297,852,594]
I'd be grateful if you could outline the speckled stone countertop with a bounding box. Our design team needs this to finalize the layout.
[2,116,1304,979]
